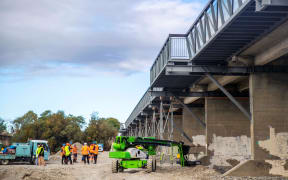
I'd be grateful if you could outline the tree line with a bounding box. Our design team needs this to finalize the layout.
[1,110,120,152]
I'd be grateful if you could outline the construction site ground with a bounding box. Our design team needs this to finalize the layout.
[0,151,286,180]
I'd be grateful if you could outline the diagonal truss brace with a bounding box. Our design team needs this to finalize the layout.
[206,73,251,120]
[173,94,206,128]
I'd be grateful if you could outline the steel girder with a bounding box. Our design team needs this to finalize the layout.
[150,0,288,87]
[165,65,288,76]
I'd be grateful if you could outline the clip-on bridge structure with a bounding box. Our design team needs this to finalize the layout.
[122,0,288,177]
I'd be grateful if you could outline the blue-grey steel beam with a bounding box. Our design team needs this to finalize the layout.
[125,0,288,133]
[165,65,288,76]
[150,90,248,98]
[149,0,288,86]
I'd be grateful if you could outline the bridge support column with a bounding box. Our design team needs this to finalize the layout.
[128,127,131,136]
[225,73,288,177]
[138,121,142,137]
[145,116,148,137]
[159,98,164,140]
[205,97,251,172]
[182,107,206,160]
[152,110,156,137]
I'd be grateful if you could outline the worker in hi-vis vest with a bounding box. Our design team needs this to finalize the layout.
[64,143,72,165]
[89,141,99,164]
[81,143,90,164]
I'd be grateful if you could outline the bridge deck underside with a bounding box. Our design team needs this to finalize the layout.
[125,0,288,131]
[152,1,288,88]
[153,71,201,88]
[194,1,288,65]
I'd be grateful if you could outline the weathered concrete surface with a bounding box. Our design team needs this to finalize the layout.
[228,72,288,177]
[250,73,288,161]
[171,114,183,142]
[205,97,251,169]
[182,107,206,159]
[224,159,288,177]
[223,160,273,177]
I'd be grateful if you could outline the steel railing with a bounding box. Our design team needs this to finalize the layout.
[150,0,250,85]
[128,0,251,128]
[125,88,153,128]
[150,34,190,84]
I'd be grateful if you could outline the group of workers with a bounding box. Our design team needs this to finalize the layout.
[35,144,45,166]
[60,141,99,165]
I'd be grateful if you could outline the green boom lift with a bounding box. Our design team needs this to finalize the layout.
[109,136,195,173]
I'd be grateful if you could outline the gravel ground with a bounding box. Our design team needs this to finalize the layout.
[0,152,287,180]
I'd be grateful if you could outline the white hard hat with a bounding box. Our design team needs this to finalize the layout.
[84,143,87,145]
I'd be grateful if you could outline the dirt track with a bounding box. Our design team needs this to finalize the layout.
[0,152,287,180]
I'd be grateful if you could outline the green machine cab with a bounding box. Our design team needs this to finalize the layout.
[109,136,192,173]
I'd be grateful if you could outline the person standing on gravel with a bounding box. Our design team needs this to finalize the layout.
[38,144,45,166]
[89,141,99,164]
[81,143,90,164]
[61,144,65,165]
[64,143,72,165]
[72,144,78,163]
[35,144,40,165]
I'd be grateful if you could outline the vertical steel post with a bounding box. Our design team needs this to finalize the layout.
[145,115,148,137]
[129,127,131,136]
[170,104,174,140]
[159,97,164,140]
[152,109,156,137]
[138,121,142,137]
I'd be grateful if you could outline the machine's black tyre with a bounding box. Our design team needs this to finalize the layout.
[146,159,153,173]
[152,159,156,172]
[1,160,9,165]
[112,160,119,173]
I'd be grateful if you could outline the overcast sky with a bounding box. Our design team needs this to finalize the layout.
[0,0,206,124]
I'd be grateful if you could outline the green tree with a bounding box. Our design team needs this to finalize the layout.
[12,110,85,152]
[0,118,7,133]
[84,116,120,150]
[12,111,38,142]
[106,117,120,130]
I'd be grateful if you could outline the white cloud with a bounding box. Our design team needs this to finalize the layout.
[0,0,204,78]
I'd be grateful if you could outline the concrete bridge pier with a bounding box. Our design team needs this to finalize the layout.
[182,107,206,161]
[205,97,251,172]
[224,72,288,177]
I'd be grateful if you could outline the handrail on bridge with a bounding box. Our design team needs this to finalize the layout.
[150,0,250,85]
[128,0,252,129]
[125,88,153,128]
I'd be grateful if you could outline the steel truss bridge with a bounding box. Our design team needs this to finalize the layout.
[122,0,288,139]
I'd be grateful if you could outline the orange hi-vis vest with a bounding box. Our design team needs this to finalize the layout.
[81,145,90,155]
[72,146,77,154]
[89,144,99,155]
[94,145,99,155]
[60,146,65,156]
[89,144,95,154]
